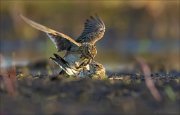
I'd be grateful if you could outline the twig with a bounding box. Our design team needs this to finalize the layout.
[0,53,17,96]
[136,57,162,102]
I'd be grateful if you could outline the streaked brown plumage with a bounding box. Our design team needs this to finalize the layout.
[50,53,107,79]
[21,15,105,71]
[85,61,107,79]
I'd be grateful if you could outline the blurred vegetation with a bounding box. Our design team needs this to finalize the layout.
[1,1,179,39]
[0,1,179,114]
[0,1,180,71]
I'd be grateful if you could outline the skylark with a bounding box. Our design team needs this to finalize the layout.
[50,53,107,79]
[21,15,105,71]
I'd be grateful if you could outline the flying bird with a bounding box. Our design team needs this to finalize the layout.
[21,15,105,70]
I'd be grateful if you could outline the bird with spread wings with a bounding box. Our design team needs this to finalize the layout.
[21,15,105,73]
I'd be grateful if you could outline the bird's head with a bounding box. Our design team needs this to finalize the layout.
[90,61,106,79]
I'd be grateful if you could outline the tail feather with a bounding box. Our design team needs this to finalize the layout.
[53,53,67,64]
[50,53,77,76]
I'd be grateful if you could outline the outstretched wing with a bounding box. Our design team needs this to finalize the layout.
[47,33,72,51]
[76,15,105,44]
[20,15,81,51]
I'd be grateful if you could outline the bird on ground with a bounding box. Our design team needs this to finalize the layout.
[21,15,105,72]
[50,53,107,79]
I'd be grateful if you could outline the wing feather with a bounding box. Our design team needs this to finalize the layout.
[76,15,105,44]
[47,33,72,51]
[20,15,81,51]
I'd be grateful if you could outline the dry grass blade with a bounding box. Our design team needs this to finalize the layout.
[0,53,17,96]
[136,57,162,102]
[109,77,123,80]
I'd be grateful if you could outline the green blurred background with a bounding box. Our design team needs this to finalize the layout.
[0,1,179,71]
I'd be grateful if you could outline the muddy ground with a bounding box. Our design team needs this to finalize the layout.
[0,63,180,115]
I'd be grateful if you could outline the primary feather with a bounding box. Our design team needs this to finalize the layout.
[20,15,81,51]
[76,15,105,44]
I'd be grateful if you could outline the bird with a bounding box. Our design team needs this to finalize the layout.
[50,53,107,79]
[88,61,107,79]
[21,15,105,72]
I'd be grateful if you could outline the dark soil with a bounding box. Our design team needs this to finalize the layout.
[0,69,179,115]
